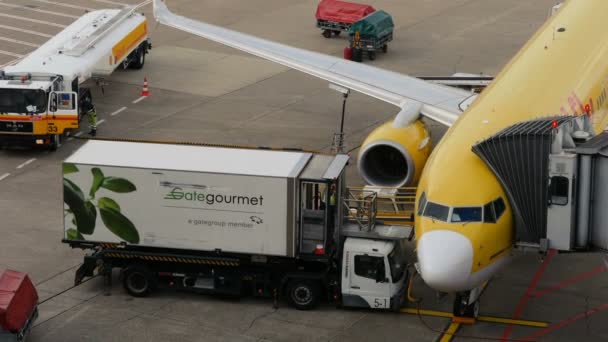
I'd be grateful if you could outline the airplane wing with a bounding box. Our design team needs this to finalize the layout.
[153,0,473,127]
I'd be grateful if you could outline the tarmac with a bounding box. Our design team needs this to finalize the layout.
[1,0,607,341]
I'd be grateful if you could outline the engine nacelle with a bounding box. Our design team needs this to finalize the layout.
[357,119,431,187]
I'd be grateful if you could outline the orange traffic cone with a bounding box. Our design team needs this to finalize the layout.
[141,76,150,96]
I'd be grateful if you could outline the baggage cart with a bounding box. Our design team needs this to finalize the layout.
[348,10,394,60]
[315,0,375,38]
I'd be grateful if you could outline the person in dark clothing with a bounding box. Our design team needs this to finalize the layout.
[81,96,97,136]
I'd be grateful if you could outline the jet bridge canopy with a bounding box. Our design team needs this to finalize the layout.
[471,116,586,244]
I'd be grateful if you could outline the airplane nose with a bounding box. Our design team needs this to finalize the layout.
[417,230,474,292]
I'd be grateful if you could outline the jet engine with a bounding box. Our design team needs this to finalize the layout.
[357,119,431,187]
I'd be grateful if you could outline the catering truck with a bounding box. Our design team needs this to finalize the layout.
[63,140,411,310]
[0,6,150,150]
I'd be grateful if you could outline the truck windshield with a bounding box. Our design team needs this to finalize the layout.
[387,242,406,283]
[0,89,47,114]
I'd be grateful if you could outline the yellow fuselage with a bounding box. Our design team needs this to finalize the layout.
[415,0,608,292]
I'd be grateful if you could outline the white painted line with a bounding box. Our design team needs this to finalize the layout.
[0,59,17,68]
[74,132,83,137]
[0,2,79,19]
[0,50,23,58]
[110,106,127,116]
[132,96,147,104]
[97,119,106,125]
[0,24,53,38]
[33,0,94,11]
[67,137,74,141]
[0,173,10,182]
[0,36,40,48]
[16,158,36,169]
[0,13,66,28]
[135,0,152,9]
[93,0,126,6]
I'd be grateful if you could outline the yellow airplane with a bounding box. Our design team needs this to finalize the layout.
[152,0,608,316]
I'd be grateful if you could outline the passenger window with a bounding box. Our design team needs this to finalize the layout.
[355,255,385,281]
[451,207,481,222]
[549,176,569,206]
[483,202,496,223]
[493,198,506,219]
[417,192,427,216]
[423,202,450,222]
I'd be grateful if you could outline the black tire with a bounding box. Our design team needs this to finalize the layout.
[453,295,480,318]
[333,30,341,36]
[382,44,388,53]
[123,265,157,297]
[49,134,61,151]
[287,280,320,310]
[130,46,146,70]
[322,29,332,39]
[368,51,376,60]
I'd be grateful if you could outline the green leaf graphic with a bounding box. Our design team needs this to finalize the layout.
[100,207,139,243]
[98,197,121,212]
[89,168,105,198]
[73,201,97,235]
[64,178,84,209]
[63,163,79,174]
[101,177,136,193]
[66,228,84,240]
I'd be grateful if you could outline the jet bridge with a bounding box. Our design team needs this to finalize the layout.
[472,115,608,251]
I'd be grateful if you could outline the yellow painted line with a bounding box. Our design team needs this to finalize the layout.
[439,322,460,342]
[477,316,548,328]
[400,308,548,328]
[401,308,452,318]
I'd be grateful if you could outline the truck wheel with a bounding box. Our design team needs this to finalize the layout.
[322,30,332,39]
[332,30,341,36]
[123,265,157,297]
[368,51,376,60]
[49,134,62,151]
[287,280,320,310]
[130,46,146,70]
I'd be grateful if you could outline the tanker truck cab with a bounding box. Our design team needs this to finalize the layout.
[0,74,78,148]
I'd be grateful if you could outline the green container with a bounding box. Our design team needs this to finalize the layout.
[348,10,394,38]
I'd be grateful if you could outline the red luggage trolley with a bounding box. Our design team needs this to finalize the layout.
[315,0,375,38]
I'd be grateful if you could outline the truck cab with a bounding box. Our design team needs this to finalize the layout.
[341,238,408,310]
[0,74,78,149]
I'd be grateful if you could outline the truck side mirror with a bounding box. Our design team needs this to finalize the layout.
[49,92,58,113]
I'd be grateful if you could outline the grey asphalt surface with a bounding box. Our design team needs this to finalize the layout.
[1,0,607,341]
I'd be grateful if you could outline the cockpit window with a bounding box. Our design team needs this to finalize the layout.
[422,202,449,222]
[417,192,427,216]
[483,202,496,223]
[493,198,506,219]
[451,207,482,223]
[483,197,506,223]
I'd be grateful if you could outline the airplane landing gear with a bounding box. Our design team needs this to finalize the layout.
[453,293,480,318]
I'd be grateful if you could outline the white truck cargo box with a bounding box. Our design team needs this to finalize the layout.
[63,141,312,257]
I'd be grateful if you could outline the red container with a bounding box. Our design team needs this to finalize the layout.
[0,270,38,332]
[343,47,353,60]
[315,0,376,24]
